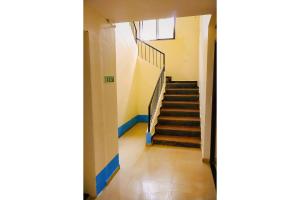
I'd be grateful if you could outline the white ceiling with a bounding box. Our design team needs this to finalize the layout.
[86,0,216,23]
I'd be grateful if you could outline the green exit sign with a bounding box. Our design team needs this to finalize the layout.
[104,76,114,83]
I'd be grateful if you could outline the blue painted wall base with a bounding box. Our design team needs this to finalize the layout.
[146,131,152,145]
[96,154,120,195]
[118,115,149,137]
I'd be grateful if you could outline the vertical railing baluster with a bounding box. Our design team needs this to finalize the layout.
[156,51,157,67]
[160,53,161,69]
[148,105,150,131]
[152,48,154,65]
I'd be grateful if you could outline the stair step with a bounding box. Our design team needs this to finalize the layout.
[170,81,198,83]
[164,94,199,101]
[162,101,199,109]
[160,108,200,117]
[165,88,199,94]
[152,134,201,148]
[158,116,200,126]
[166,82,198,89]
[155,124,200,137]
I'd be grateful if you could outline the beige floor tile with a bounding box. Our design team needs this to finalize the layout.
[95,123,216,200]
[171,191,216,200]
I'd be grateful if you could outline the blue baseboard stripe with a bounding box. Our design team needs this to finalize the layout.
[136,115,148,122]
[96,154,120,195]
[118,115,149,137]
[146,132,152,145]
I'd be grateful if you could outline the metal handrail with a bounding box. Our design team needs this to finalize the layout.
[147,66,165,132]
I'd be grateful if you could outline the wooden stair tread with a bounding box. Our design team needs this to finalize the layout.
[156,124,200,132]
[161,108,200,113]
[153,135,200,144]
[164,94,199,97]
[167,88,198,91]
[163,101,199,104]
[154,78,201,148]
[158,116,200,121]
[169,81,197,83]
[167,83,196,85]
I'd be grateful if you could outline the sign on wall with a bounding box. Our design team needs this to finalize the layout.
[104,76,114,83]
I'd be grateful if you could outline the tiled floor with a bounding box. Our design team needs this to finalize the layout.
[96,123,216,200]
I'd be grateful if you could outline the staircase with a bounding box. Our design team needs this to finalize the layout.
[130,22,200,148]
[152,77,201,148]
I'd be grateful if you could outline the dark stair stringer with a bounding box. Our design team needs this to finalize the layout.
[152,79,201,148]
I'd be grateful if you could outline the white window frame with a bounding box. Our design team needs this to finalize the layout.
[139,17,176,41]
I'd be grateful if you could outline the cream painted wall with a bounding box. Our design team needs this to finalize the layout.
[115,23,139,126]
[148,16,200,81]
[198,15,216,160]
[84,2,119,197]
[84,31,96,197]
[199,15,211,120]
[199,15,210,160]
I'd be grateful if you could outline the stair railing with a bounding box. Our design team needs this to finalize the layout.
[148,66,165,132]
[131,22,165,69]
[130,21,166,132]
[137,39,165,69]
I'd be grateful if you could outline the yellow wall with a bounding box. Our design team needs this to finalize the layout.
[198,15,216,160]
[115,23,139,126]
[84,2,119,197]
[115,23,162,124]
[136,58,161,115]
[148,16,200,81]
[115,16,201,126]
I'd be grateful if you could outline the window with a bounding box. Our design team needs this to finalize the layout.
[139,17,175,41]
[140,19,156,41]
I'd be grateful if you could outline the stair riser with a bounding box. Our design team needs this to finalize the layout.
[164,96,199,101]
[166,83,198,88]
[162,103,199,109]
[160,111,199,117]
[165,90,199,95]
[153,140,200,148]
[155,129,200,137]
[158,119,200,126]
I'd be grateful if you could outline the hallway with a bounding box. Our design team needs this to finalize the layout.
[97,123,216,200]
